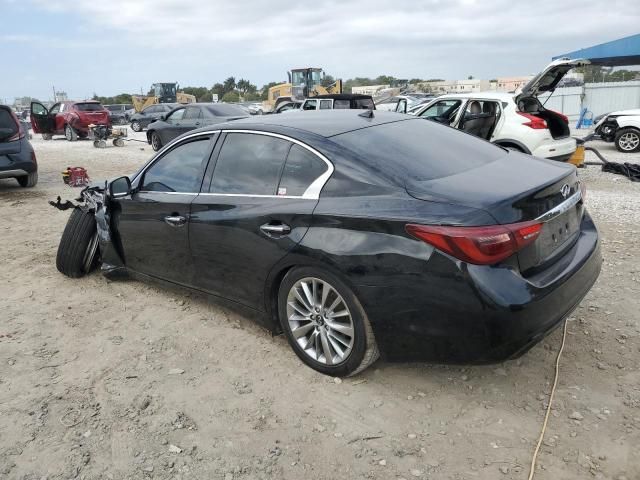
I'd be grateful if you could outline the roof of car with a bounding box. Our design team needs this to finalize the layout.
[210,110,412,137]
[435,91,515,101]
[311,94,373,100]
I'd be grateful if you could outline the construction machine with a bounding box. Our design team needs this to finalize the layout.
[264,68,342,112]
[132,83,196,113]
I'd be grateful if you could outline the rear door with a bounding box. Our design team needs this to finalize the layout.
[115,134,216,285]
[189,131,331,309]
[30,102,55,134]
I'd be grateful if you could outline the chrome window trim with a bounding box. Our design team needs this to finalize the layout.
[132,129,334,200]
[535,189,582,223]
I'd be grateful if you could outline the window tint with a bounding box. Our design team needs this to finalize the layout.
[166,108,185,121]
[183,106,202,119]
[142,138,211,192]
[333,99,350,109]
[210,133,290,195]
[143,106,157,114]
[278,145,328,196]
[331,119,503,182]
[303,100,317,111]
[355,98,374,109]
[206,104,247,116]
[75,103,104,112]
[319,100,332,110]
[420,100,461,119]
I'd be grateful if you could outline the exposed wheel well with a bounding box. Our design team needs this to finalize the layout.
[265,265,294,333]
[494,141,528,153]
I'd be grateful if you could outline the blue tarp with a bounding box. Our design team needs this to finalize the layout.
[554,34,640,67]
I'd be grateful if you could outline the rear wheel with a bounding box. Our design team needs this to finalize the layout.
[42,133,52,140]
[56,208,99,278]
[131,120,142,132]
[278,267,379,377]
[150,132,162,151]
[113,138,125,147]
[16,171,38,188]
[65,124,78,142]
[615,128,640,153]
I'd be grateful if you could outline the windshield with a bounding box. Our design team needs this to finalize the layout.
[155,84,176,96]
[75,103,104,112]
[291,71,306,85]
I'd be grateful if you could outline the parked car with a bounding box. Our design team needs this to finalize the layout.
[298,94,375,111]
[129,104,177,132]
[594,109,640,153]
[0,105,37,187]
[247,102,265,115]
[146,103,248,151]
[376,95,422,111]
[53,110,601,376]
[270,100,302,114]
[30,100,110,141]
[405,59,588,161]
[105,104,134,125]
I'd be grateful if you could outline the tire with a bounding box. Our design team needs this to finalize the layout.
[16,171,38,188]
[150,131,162,151]
[56,208,99,278]
[42,133,52,141]
[65,124,78,142]
[93,140,100,148]
[113,138,125,147]
[614,128,640,153]
[278,267,379,377]
[131,120,142,132]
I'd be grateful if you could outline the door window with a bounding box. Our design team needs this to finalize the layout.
[31,103,47,115]
[302,100,318,111]
[49,103,61,114]
[141,137,211,193]
[319,100,333,110]
[210,133,291,195]
[333,99,350,109]
[419,100,461,119]
[277,145,328,196]
[166,108,185,121]
[183,106,202,119]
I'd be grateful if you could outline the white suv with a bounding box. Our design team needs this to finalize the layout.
[405,59,588,161]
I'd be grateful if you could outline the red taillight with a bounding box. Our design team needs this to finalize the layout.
[517,112,547,130]
[406,221,542,265]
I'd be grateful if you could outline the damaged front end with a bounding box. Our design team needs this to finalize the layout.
[50,183,128,278]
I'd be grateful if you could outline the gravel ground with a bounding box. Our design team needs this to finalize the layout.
[0,129,639,480]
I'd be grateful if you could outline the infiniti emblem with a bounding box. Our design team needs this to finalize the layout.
[560,184,570,198]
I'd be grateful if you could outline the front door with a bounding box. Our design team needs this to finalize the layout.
[114,134,215,285]
[30,102,55,134]
[189,132,330,309]
[158,107,186,144]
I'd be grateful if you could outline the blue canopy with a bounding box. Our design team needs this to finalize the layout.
[554,34,640,67]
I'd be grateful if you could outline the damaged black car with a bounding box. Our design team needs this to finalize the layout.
[52,111,602,376]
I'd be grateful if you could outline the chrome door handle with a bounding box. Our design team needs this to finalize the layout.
[164,215,186,227]
[260,223,291,236]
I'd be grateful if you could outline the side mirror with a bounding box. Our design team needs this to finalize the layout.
[109,176,131,198]
[395,99,408,114]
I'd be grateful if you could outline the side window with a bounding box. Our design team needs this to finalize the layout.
[144,106,156,114]
[166,108,185,121]
[278,145,328,197]
[50,103,61,114]
[319,99,332,110]
[141,137,211,193]
[183,107,202,119]
[419,100,461,119]
[333,99,350,109]
[303,100,317,111]
[210,133,290,195]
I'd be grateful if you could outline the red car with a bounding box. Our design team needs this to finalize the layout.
[31,100,110,141]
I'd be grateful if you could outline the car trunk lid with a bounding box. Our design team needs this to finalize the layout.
[405,152,583,270]
[515,58,590,104]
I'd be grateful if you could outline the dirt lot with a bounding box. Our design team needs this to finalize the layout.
[1,130,639,480]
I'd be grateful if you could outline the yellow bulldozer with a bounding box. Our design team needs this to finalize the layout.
[264,68,342,112]
[132,82,196,113]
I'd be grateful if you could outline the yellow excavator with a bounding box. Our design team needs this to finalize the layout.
[265,68,342,112]
[132,83,196,113]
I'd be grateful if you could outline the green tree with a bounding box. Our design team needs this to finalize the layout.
[211,83,225,100]
[221,90,240,103]
[223,77,237,95]
[321,74,336,88]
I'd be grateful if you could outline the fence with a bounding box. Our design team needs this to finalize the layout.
[539,81,640,123]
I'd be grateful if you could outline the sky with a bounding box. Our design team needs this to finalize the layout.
[1,0,639,102]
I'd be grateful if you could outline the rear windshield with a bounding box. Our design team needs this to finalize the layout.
[206,104,247,117]
[0,108,19,142]
[75,103,104,112]
[331,118,504,182]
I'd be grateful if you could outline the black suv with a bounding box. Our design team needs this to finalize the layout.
[299,94,375,111]
[0,105,37,188]
[129,104,177,132]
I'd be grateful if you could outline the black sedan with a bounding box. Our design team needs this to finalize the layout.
[129,103,177,132]
[146,103,248,151]
[53,111,601,376]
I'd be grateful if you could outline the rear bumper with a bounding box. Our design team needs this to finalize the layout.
[355,212,601,363]
[532,136,576,160]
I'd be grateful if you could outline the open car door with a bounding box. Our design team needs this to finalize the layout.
[30,101,55,134]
